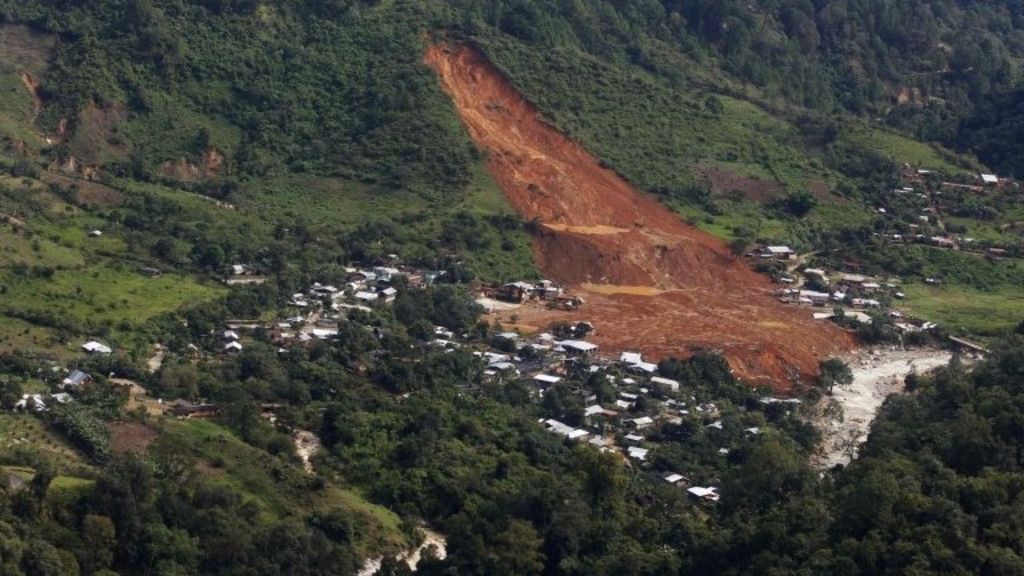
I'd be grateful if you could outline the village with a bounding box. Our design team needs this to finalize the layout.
[4,167,1015,511]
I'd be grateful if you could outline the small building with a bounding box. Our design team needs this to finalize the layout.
[628,361,658,374]
[61,369,92,390]
[629,416,655,430]
[355,291,382,304]
[82,341,112,355]
[798,290,831,306]
[760,246,795,260]
[557,340,598,356]
[88,230,103,238]
[500,281,534,303]
[663,473,688,485]
[627,446,649,461]
[223,341,243,354]
[169,400,220,419]
[980,173,999,185]
[543,419,588,441]
[687,486,720,503]
[624,433,644,444]
[619,351,643,365]
[533,374,562,386]
[223,330,240,341]
[650,376,680,392]
[15,394,48,412]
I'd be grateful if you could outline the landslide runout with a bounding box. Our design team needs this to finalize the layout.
[425,43,854,389]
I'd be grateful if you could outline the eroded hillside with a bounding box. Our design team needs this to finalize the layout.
[425,43,854,389]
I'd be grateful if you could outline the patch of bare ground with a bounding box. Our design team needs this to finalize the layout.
[159,147,226,182]
[694,163,783,202]
[426,43,854,390]
[38,171,126,207]
[811,347,953,469]
[108,421,158,455]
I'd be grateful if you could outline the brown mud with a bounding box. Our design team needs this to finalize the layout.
[425,43,854,390]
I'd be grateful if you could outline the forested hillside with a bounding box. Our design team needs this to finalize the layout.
[3,0,1024,188]
[2,2,1024,575]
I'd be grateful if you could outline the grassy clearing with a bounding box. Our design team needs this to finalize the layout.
[244,175,428,228]
[840,124,972,175]
[0,316,62,358]
[0,264,223,327]
[459,162,515,215]
[0,413,86,470]
[901,284,1024,337]
[946,216,1021,245]
[0,226,84,268]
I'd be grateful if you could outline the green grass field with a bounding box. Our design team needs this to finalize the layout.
[0,316,65,358]
[901,284,1024,337]
[244,174,429,228]
[0,413,87,470]
[0,265,222,327]
[840,124,974,175]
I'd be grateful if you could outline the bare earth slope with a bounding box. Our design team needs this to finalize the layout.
[425,44,854,389]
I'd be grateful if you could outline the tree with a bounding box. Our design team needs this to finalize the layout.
[818,358,853,394]
[79,515,116,574]
[486,520,545,576]
[0,379,23,410]
[779,190,818,218]
[730,235,753,256]
[158,363,199,399]
[20,539,67,576]
[704,95,725,116]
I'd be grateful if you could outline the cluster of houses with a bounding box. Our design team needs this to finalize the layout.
[454,331,798,505]
[778,269,897,312]
[882,172,1018,259]
[271,265,444,345]
[490,279,582,310]
[9,368,93,413]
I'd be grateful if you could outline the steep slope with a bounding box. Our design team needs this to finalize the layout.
[425,43,854,389]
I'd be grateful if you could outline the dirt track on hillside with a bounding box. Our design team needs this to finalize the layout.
[425,44,854,389]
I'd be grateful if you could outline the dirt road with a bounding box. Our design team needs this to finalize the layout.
[425,43,853,390]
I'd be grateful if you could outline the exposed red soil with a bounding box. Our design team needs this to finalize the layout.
[159,147,226,182]
[425,44,855,390]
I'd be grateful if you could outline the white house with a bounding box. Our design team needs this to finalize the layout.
[557,340,598,355]
[82,341,112,354]
[533,374,562,385]
[629,416,654,430]
[650,376,680,392]
[627,446,649,461]
[687,486,720,503]
[619,351,643,365]
[663,473,686,485]
[761,246,795,259]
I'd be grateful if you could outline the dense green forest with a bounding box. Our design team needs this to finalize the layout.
[3,0,1024,188]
